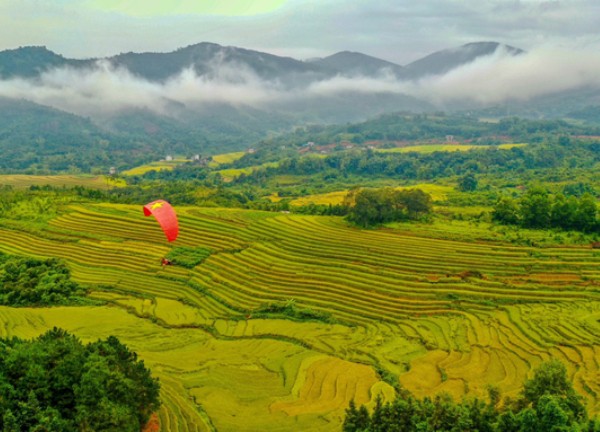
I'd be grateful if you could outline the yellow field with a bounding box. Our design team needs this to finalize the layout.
[0,204,598,431]
[121,159,188,176]
[209,152,246,166]
[0,175,125,189]
[379,143,527,154]
[290,184,454,206]
[217,162,278,181]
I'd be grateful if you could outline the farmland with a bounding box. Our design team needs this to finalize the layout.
[377,143,527,154]
[0,202,598,431]
[0,174,124,189]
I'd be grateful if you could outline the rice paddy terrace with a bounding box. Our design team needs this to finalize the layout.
[0,203,599,431]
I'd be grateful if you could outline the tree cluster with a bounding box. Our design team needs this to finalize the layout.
[0,254,86,306]
[346,188,432,227]
[493,188,598,232]
[343,360,598,432]
[235,139,599,187]
[0,328,160,431]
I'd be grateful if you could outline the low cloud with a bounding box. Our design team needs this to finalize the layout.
[404,46,600,106]
[1,46,600,119]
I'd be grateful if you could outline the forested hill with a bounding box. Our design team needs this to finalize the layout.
[2,108,600,175]
[0,98,289,173]
[232,113,600,166]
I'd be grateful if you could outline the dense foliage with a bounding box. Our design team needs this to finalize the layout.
[493,188,599,232]
[0,328,160,431]
[0,254,86,305]
[343,360,599,432]
[234,139,599,187]
[346,188,432,227]
[165,246,212,268]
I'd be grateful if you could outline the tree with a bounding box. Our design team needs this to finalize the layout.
[0,329,160,431]
[550,194,577,230]
[520,188,552,228]
[342,399,370,432]
[458,173,478,192]
[521,359,586,422]
[342,360,595,432]
[346,187,432,227]
[492,197,520,225]
[573,193,598,232]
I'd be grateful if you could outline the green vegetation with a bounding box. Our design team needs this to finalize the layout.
[493,187,598,232]
[165,246,212,268]
[0,110,598,431]
[0,328,160,431]
[346,187,432,227]
[343,360,598,432]
[0,254,86,306]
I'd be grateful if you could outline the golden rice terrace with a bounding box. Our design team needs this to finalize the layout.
[0,203,598,431]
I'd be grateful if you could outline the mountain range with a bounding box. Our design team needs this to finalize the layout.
[0,41,518,83]
[0,41,598,172]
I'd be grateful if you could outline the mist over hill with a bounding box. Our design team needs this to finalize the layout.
[1,41,600,172]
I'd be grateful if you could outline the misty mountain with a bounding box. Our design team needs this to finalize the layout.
[0,41,515,83]
[308,51,404,77]
[401,42,524,79]
[0,46,91,79]
[108,42,329,86]
[1,40,599,173]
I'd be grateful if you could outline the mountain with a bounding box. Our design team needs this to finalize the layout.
[0,46,91,79]
[308,51,404,77]
[0,41,513,83]
[108,42,328,85]
[4,40,597,174]
[401,41,524,79]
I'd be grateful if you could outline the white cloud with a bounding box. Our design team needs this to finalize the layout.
[0,46,600,118]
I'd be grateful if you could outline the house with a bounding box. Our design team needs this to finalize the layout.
[165,155,174,161]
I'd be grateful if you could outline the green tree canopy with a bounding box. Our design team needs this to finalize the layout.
[0,328,160,431]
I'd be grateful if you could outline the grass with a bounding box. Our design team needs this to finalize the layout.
[0,203,598,430]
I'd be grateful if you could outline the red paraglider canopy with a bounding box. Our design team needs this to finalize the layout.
[143,200,179,242]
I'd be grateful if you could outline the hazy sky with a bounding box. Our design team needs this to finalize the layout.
[1,0,599,64]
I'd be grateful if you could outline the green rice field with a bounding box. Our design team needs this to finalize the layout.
[0,203,598,431]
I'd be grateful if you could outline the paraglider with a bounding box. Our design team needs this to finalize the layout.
[143,199,179,242]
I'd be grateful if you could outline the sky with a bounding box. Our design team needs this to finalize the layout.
[1,0,600,64]
[1,0,600,117]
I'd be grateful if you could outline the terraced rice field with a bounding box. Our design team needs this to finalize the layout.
[0,203,598,431]
[0,174,124,189]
